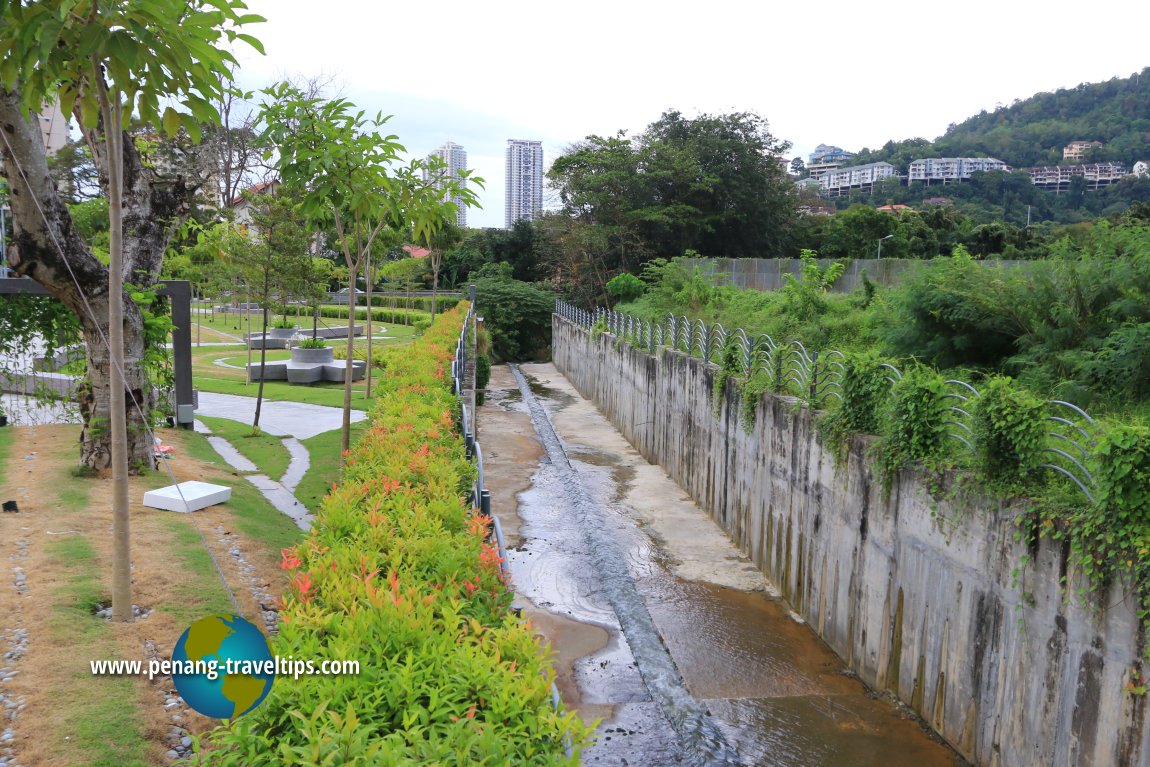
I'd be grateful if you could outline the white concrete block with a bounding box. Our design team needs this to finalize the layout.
[143,481,231,513]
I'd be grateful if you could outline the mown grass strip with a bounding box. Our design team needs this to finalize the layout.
[197,415,293,481]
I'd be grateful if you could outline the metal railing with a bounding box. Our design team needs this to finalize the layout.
[451,303,509,578]
[557,300,1099,504]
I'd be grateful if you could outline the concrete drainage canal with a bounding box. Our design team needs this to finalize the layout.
[480,363,965,767]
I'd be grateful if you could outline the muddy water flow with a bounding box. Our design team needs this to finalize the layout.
[485,363,964,767]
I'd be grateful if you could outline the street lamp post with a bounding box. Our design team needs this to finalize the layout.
[876,234,894,260]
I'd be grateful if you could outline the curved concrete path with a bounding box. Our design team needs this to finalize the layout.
[195,392,366,440]
[193,392,368,531]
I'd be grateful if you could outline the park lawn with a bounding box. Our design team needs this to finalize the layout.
[0,425,303,766]
[191,328,419,407]
[196,415,293,482]
[184,303,426,341]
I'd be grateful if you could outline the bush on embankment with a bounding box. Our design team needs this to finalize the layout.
[197,303,585,766]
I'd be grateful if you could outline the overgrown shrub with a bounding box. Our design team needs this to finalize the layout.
[878,365,951,485]
[474,277,555,361]
[606,272,645,305]
[971,376,1046,488]
[820,351,891,456]
[197,304,586,765]
[881,248,1021,370]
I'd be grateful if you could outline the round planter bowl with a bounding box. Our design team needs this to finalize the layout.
[290,346,335,364]
[269,327,297,340]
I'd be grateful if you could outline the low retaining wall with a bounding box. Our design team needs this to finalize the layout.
[553,315,1149,767]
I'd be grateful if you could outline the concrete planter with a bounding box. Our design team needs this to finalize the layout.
[268,327,297,340]
[290,346,335,364]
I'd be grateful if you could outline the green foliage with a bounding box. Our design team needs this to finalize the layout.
[127,284,176,421]
[196,305,587,765]
[475,353,491,407]
[882,246,1022,369]
[0,0,263,144]
[1064,422,1150,634]
[474,278,555,361]
[711,339,742,417]
[549,110,798,263]
[297,337,327,350]
[878,365,951,485]
[606,273,645,305]
[413,319,432,334]
[971,376,1047,488]
[820,351,891,455]
[780,250,845,321]
[380,257,430,288]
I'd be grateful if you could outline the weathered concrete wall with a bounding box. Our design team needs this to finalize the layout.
[553,316,1149,767]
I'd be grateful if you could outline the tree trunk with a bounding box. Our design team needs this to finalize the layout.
[341,276,357,461]
[0,88,156,470]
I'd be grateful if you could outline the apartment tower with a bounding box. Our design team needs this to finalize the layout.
[424,141,469,228]
[505,139,543,228]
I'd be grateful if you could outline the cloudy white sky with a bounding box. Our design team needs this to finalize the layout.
[236,0,1150,228]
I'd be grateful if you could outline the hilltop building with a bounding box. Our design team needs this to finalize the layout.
[1063,140,1103,162]
[807,143,855,180]
[505,139,543,228]
[818,161,898,197]
[1027,162,1126,191]
[424,141,469,228]
[907,157,1010,184]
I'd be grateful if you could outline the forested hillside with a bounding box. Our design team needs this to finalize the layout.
[854,67,1150,168]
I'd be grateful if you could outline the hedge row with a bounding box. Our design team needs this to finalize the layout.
[198,304,586,765]
[281,304,430,326]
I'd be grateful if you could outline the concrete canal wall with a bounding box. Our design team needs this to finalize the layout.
[553,315,1149,767]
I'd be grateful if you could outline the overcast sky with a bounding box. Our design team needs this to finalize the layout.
[236,0,1150,229]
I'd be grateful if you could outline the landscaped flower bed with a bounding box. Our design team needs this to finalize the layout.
[197,304,586,765]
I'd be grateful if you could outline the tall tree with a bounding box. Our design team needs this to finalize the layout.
[226,187,310,430]
[0,0,262,622]
[549,110,799,264]
[258,84,476,459]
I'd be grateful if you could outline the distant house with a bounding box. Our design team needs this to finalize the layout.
[1063,140,1103,162]
[231,180,280,228]
[401,245,432,259]
[876,204,914,215]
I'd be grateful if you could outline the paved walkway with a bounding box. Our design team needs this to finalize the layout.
[193,392,367,531]
[195,392,366,440]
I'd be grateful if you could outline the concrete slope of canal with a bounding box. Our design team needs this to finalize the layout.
[479,362,965,767]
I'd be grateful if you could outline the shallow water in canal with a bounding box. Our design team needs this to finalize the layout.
[481,363,965,767]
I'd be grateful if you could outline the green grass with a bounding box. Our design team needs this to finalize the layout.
[197,415,292,480]
[0,425,14,472]
[167,427,304,553]
[294,420,369,512]
[191,331,417,407]
[185,304,426,341]
[44,534,150,767]
[154,514,241,622]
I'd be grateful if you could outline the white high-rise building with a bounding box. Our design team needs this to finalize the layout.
[505,139,543,228]
[424,141,469,228]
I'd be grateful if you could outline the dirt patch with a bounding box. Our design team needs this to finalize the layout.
[0,425,290,766]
